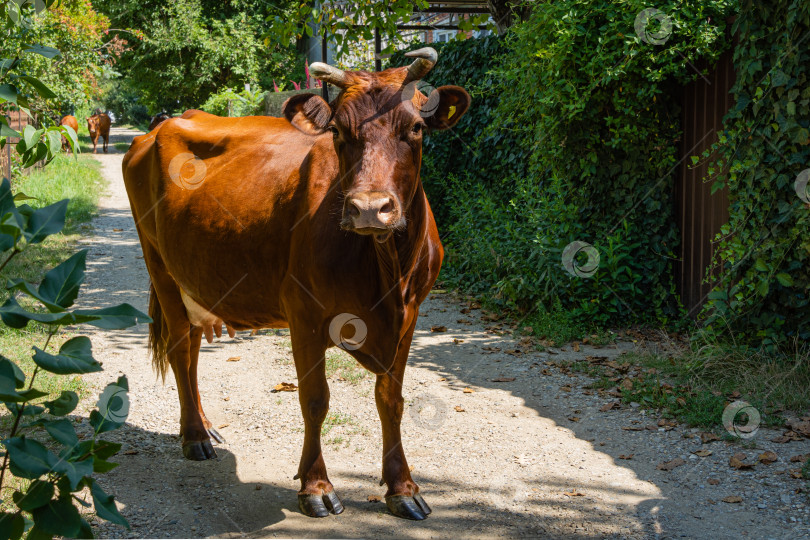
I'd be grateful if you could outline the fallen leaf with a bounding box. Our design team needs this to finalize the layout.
[620,379,633,390]
[787,419,810,438]
[462,387,474,393]
[453,338,464,344]
[457,319,472,325]
[223,397,230,401]
[729,453,755,470]
[430,325,447,333]
[699,432,720,444]
[367,495,381,502]
[217,423,229,429]
[492,377,515,382]
[618,454,633,460]
[123,450,138,455]
[789,469,803,479]
[112,228,123,232]
[758,451,778,464]
[227,356,241,362]
[454,406,465,412]
[790,454,808,463]
[460,308,471,314]
[656,458,686,471]
[722,495,743,504]
[438,377,447,381]
[560,385,572,392]
[708,478,720,485]
[272,382,298,392]
[693,450,713,457]
[409,465,414,472]
[255,485,262,490]
[572,342,580,352]
[600,401,620,412]
[772,435,792,443]
[568,416,580,422]
[622,426,644,431]
[563,491,584,497]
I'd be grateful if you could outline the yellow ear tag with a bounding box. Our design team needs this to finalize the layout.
[447,105,456,119]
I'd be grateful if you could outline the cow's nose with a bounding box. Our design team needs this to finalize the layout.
[344,191,400,231]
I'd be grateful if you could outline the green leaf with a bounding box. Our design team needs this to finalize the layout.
[73,303,152,329]
[0,512,25,540]
[90,480,129,529]
[7,250,87,312]
[4,402,44,416]
[775,273,793,287]
[51,457,93,491]
[22,126,39,151]
[23,44,61,59]
[31,498,81,537]
[0,178,16,218]
[43,391,79,416]
[2,437,58,480]
[0,297,83,329]
[23,199,68,244]
[17,76,56,100]
[0,84,18,105]
[32,336,101,375]
[92,440,121,461]
[46,130,61,158]
[60,125,78,155]
[0,355,26,389]
[13,480,54,511]
[39,419,78,448]
[92,457,118,473]
[0,122,19,138]
[76,518,93,539]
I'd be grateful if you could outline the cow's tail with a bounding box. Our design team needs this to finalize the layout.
[148,283,170,381]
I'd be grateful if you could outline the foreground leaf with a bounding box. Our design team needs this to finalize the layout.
[12,480,54,511]
[32,336,100,375]
[7,250,87,312]
[90,480,130,529]
[31,498,81,537]
[43,390,79,416]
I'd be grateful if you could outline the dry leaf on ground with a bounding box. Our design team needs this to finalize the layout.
[454,406,465,412]
[708,478,720,485]
[722,495,743,504]
[657,458,686,471]
[600,401,620,412]
[693,450,713,458]
[430,325,447,333]
[492,377,515,382]
[367,495,381,502]
[272,382,298,392]
[563,491,584,497]
[699,432,720,444]
[462,387,474,394]
[758,451,778,464]
[729,453,755,470]
[227,356,241,362]
[618,454,634,460]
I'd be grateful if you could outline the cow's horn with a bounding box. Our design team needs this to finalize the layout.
[309,62,348,88]
[404,47,437,80]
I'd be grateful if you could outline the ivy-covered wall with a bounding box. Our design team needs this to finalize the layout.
[392,0,735,329]
[702,0,810,348]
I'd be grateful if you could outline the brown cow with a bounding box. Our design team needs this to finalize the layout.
[122,48,469,520]
[59,115,78,151]
[87,113,110,153]
[148,111,172,131]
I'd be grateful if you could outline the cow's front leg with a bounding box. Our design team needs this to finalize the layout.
[292,334,343,517]
[377,323,431,520]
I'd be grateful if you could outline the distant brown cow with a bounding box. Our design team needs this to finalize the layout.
[123,48,470,520]
[87,113,110,153]
[59,115,78,151]
[148,111,172,131]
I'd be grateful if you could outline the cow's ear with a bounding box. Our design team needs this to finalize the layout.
[424,86,470,131]
[283,93,332,135]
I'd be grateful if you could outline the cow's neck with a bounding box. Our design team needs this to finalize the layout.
[372,182,430,310]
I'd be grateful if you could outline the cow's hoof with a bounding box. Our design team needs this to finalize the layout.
[182,440,217,460]
[208,428,226,444]
[386,494,430,520]
[298,491,344,517]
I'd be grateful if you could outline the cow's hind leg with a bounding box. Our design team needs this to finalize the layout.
[189,328,225,444]
[377,321,431,520]
[146,247,215,461]
[291,330,343,517]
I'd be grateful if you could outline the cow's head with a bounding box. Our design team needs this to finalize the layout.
[283,48,470,242]
[87,115,99,136]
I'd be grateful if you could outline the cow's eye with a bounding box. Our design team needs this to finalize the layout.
[411,123,423,135]
[329,126,340,137]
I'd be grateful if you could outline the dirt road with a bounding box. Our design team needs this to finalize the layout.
[77,127,806,539]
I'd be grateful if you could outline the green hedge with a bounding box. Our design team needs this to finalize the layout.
[701,0,810,348]
[393,1,735,329]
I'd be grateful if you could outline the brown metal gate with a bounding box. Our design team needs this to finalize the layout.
[675,49,735,316]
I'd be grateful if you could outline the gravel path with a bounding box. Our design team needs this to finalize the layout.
[75,127,808,539]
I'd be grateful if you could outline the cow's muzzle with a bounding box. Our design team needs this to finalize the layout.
[341,191,403,240]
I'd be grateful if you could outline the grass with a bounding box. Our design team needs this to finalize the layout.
[325,348,370,384]
[1,151,107,425]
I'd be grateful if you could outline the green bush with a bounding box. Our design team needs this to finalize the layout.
[200,86,265,117]
[393,1,734,330]
[700,0,810,348]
